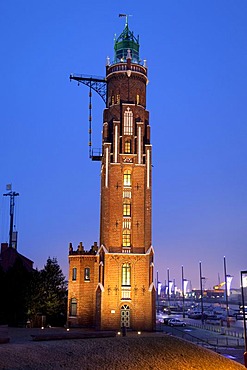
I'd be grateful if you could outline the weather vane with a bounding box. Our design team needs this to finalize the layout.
[119,13,132,27]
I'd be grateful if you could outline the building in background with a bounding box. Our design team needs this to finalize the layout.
[0,242,33,272]
[67,17,155,331]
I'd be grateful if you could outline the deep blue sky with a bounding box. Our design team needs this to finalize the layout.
[1,1,247,290]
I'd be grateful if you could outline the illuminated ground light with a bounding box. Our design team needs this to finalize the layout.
[137,331,141,335]
[117,331,121,335]
[66,328,70,331]
[41,327,44,330]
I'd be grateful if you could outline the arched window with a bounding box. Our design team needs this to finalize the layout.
[124,139,131,154]
[124,108,133,135]
[122,263,131,286]
[123,170,131,187]
[122,230,131,247]
[70,298,77,316]
[84,267,90,281]
[123,199,131,217]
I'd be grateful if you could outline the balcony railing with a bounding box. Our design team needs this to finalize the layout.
[121,286,131,300]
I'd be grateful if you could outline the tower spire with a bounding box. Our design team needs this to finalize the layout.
[115,14,139,63]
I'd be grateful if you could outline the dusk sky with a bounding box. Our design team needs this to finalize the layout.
[1,1,247,291]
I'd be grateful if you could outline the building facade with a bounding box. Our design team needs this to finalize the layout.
[68,20,156,331]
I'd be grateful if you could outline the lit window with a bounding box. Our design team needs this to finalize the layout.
[111,96,115,105]
[123,199,131,216]
[123,170,131,187]
[122,263,131,286]
[122,230,131,247]
[116,94,120,104]
[124,108,133,135]
[136,94,140,104]
[70,298,77,316]
[124,140,131,153]
[72,267,77,281]
[123,219,131,229]
[84,267,90,281]
[123,190,131,199]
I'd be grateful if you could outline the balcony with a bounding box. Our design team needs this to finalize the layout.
[121,286,131,300]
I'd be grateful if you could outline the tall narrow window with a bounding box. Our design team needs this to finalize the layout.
[72,267,77,281]
[123,199,131,217]
[122,263,131,286]
[123,170,131,187]
[70,298,77,316]
[124,108,133,135]
[122,230,131,247]
[124,139,131,153]
[84,267,90,281]
[123,219,131,229]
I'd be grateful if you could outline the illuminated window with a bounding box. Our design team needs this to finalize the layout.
[111,96,115,105]
[123,190,131,198]
[124,140,131,153]
[123,199,131,216]
[70,298,77,316]
[122,263,131,286]
[72,267,77,281]
[84,267,90,281]
[124,108,133,135]
[136,94,140,104]
[116,94,120,104]
[123,219,131,229]
[123,170,131,187]
[122,230,131,247]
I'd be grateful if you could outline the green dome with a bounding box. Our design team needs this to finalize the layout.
[114,18,140,63]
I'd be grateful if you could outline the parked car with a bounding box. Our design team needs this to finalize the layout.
[168,318,186,327]
[163,318,170,325]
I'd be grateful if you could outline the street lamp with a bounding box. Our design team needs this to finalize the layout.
[167,268,170,310]
[199,261,205,324]
[240,270,247,368]
[156,271,159,313]
[182,265,185,318]
[224,256,230,328]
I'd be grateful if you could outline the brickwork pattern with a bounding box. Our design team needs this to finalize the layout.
[68,54,156,331]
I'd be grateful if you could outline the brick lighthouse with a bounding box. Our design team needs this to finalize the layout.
[68,16,156,331]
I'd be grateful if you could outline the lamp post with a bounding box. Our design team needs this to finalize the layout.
[167,268,170,310]
[224,256,230,328]
[240,270,247,368]
[182,265,185,318]
[199,261,204,324]
[156,271,159,313]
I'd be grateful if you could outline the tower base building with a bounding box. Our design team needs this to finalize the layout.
[68,18,156,331]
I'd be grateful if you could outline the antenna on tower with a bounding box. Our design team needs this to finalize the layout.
[3,184,19,249]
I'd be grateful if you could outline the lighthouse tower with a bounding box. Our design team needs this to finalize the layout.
[68,18,155,331]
